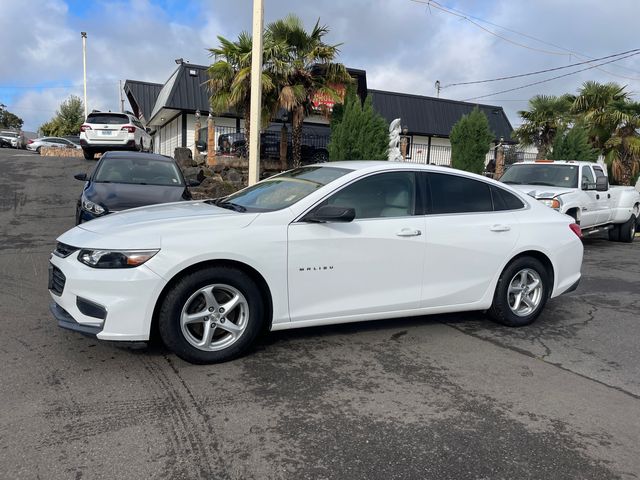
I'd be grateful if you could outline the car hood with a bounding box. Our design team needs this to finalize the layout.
[507,184,575,199]
[85,182,188,211]
[59,201,258,249]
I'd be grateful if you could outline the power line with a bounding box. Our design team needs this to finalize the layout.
[410,0,640,80]
[444,49,640,88]
[462,50,640,102]
[410,0,570,56]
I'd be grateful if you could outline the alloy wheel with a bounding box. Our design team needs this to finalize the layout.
[507,268,543,317]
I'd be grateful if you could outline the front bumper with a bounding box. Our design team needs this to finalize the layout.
[48,251,166,341]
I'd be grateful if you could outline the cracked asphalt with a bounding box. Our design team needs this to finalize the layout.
[1,149,639,479]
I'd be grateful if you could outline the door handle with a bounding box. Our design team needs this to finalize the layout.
[396,228,422,237]
[596,194,600,200]
[490,224,511,232]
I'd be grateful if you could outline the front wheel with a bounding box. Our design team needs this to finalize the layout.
[487,256,549,327]
[158,267,266,364]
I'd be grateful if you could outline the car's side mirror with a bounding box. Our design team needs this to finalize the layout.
[303,205,356,223]
[595,176,609,191]
[74,173,88,181]
[187,179,200,187]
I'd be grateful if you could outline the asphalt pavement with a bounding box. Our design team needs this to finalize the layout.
[1,148,639,479]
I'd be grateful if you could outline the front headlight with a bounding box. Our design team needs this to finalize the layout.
[539,198,561,210]
[81,194,105,215]
[78,249,159,268]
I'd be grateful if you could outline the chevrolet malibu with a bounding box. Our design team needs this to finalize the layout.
[49,162,583,364]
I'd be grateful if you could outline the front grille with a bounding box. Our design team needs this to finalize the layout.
[49,266,66,296]
[53,242,79,258]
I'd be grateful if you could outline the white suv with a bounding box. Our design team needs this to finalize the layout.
[80,112,152,160]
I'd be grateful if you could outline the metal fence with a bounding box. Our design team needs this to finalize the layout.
[407,143,537,167]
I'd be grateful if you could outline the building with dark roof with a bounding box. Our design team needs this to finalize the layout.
[125,61,514,160]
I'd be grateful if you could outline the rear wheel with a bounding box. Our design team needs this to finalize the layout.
[619,214,637,243]
[158,267,266,364]
[487,256,549,327]
[82,148,94,160]
[36,146,42,154]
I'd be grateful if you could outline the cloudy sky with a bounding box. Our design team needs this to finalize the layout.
[1,0,639,132]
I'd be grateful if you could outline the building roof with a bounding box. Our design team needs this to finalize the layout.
[123,80,163,122]
[368,89,514,142]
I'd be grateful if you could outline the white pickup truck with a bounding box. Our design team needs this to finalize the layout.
[500,160,640,242]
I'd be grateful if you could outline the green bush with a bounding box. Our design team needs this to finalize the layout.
[548,127,598,162]
[329,93,388,161]
[450,107,494,174]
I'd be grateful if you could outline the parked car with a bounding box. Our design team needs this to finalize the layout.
[27,137,81,153]
[79,112,152,160]
[197,127,330,163]
[73,151,195,224]
[49,162,583,364]
[0,130,25,149]
[501,160,640,242]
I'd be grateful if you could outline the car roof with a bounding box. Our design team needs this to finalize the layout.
[517,160,591,166]
[100,151,176,162]
[310,160,459,174]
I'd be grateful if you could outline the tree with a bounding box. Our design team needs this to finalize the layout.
[328,93,388,161]
[0,108,23,129]
[40,95,84,136]
[266,14,352,167]
[572,81,640,185]
[513,94,573,159]
[207,32,276,156]
[450,107,494,174]
[548,127,598,162]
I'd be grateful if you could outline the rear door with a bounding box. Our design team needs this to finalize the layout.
[421,173,522,308]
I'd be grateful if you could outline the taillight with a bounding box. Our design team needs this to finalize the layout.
[80,125,91,132]
[121,125,136,133]
[569,223,582,238]
[27,139,33,144]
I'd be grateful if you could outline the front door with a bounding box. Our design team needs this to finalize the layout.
[287,171,426,322]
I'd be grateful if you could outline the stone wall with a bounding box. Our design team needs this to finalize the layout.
[40,147,84,158]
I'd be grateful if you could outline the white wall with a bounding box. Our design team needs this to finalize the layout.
[158,116,181,156]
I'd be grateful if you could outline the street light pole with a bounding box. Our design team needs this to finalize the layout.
[248,0,264,185]
[81,32,88,119]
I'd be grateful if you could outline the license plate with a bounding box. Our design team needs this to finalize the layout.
[101,130,113,136]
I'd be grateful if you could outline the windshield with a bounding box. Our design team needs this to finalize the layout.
[93,157,184,186]
[213,166,351,212]
[501,164,579,188]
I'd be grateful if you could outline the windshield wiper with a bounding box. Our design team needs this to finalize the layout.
[528,182,557,187]
[215,201,246,212]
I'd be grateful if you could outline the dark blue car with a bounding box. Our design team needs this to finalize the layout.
[74,151,195,224]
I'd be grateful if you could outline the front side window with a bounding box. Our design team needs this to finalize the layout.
[428,173,493,214]
[324,171,416,219]
[581,167,596,189]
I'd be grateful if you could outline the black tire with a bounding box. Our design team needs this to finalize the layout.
[487,256,550,327]
[36,146,41,154]
[83,149,94,160]
[619,214,637,243]
[158,267,266,364]
[608,224,621,242]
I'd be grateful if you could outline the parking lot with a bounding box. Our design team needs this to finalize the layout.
[1,148,639,479]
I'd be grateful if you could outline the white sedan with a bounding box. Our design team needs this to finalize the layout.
[49,162,583,363]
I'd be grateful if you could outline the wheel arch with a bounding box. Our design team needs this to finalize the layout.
[150,259,274,341]
[565,207,580,224]
[504,250,555,298]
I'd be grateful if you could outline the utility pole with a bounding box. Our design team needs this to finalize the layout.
[81,32,88,119]
[435,80,441,98]
[119,80,124,112]
[248,0,264,185]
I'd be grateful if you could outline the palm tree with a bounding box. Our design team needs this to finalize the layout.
[206,32,276,157]
[571,81,640,184]
[266,15,352,167]
[514,94,574,159]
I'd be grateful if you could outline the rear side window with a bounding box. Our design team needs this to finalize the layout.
[86,114,128,125]
[428,173,493,214]
[491,186,525,211]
